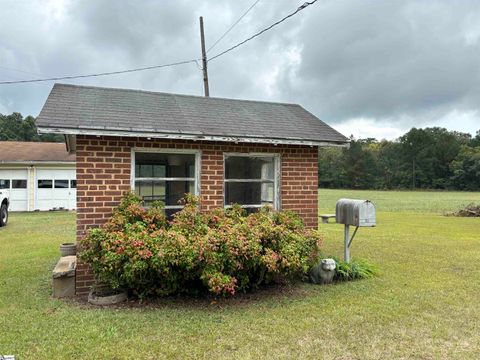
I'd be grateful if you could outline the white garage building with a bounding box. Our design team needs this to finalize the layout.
[0,141,76,211]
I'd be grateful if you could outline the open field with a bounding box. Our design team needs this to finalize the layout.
[318,188,480,213]
[1,190,479,359]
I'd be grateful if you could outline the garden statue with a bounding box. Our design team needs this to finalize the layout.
[309,258,336,284]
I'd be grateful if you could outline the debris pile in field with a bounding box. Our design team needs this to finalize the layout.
[451,203,480,217]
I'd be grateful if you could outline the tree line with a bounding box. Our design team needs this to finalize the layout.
[319,127,480,191]
[0,112,63,142]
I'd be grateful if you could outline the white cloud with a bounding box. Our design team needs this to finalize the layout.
[333,118,407,140]
[334,110,480,141]
[429,110,480,135]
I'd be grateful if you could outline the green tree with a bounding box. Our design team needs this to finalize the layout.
[318,147,346,188]
[399,128,467,189]
[0,112,63,142]
[450,146,480,190]
[318,127,475,190]
[377,140,405,189]
[471,130,480,147]
[342,137,380,189]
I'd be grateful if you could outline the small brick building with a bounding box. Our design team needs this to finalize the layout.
[37,84,348,295]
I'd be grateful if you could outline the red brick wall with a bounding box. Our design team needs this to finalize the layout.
[75,135,318,295]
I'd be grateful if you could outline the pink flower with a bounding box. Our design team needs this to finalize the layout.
[138,249,152,259]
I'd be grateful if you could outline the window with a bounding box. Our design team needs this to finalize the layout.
[224,154,279,213]
[0,179,10,189]
[38,180,53,188]
[12,180,27,189]
[54,180,69,188]
[70,180,77,188]
[133,150,199,217]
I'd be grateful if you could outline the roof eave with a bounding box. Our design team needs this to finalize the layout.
[38,126,350,153]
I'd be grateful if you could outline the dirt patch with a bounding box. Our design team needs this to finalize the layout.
[65,282,312,310]
[449,203,480,217]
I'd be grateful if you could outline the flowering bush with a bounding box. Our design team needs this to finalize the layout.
[80,193,322,297]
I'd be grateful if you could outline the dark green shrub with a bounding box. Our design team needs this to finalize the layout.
[79,193,322,297]
[333,258,378,281]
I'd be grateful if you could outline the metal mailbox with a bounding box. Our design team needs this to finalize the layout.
[335,199,376,263]
[336,198,376,227]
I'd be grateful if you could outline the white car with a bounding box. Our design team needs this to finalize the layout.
[0,179,10,227]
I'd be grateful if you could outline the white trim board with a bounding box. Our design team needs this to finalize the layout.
[44,130,350,153]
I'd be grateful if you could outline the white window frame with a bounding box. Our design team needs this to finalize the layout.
[223,152,281,211]
[131,148,201,211]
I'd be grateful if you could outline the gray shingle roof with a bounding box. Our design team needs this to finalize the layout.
[36,84,348,146]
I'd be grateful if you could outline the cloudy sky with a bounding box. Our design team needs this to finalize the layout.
[1,0,479,140]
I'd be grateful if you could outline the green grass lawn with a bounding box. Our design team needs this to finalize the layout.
[1,190,479,359]
[318,188,480,213]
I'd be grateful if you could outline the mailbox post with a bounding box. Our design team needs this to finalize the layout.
[344,225,351,263]
[335,199,376,262]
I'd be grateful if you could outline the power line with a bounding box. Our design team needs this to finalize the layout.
[208,0,318,62]
[0,59,199,85]
[0,0,317,85]
[207,0,261,54]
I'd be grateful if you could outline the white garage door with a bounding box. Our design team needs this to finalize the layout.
[0,169,29,211]
[36,169,76,211]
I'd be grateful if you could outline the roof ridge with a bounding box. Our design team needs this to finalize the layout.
[53,83,301,108]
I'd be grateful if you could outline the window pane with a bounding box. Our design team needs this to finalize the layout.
[135,152,195,178]
[153,181,165,200]
[134,180,166,205]
[225,156,274,180]
[225,182,274,206]
[165,181,194,206]
[224,183,274,206]
[12,180,27,189]
[188,164,195,178]
[134,180,194,207]
[38,180,52,188]
[153,165,166,177]
[261,182,274,205]
[139,164,153,177]
[55,180,69,188]
[0,180,10,189]
[70,180,77,188]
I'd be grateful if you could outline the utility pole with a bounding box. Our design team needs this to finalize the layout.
[199,16,210,97]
